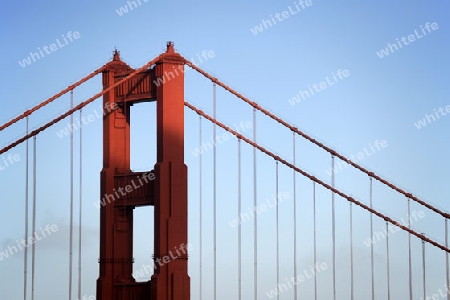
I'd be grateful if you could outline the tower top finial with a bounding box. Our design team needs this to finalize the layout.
[166,41,175,53]
[113,48,121,61]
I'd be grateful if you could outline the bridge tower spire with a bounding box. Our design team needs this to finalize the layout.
[97,42,190,300]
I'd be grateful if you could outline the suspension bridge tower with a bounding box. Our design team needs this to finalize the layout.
[96,42,190,300]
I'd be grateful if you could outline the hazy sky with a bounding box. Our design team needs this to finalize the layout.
[1,1,449,299]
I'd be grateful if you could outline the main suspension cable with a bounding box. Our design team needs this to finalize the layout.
[184,101,450,253]
[0,66,105,132]
[183,60,449,219]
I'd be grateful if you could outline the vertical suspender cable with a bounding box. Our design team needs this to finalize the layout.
[446,218,449,295]
[313,182,317,300]
[369,177,375,300]
[238,139,242,300]
[422,235,426,300]
[69,90,74,300]
[386,221,390,300]
[213,83,217,300]
[408,198,412,300]
[293,131,297,299]
[276,161,279,300]
[77,108,83,300]
[253,107,258,300]
[24,117,29,300]
[31,136,36,300]
[199,115,203,300]
[350,202,354,300]
[331,156,336,300]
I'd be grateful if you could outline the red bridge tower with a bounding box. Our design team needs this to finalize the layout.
[97,42,190,300]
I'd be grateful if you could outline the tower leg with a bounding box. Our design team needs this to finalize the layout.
[151,42,190,300]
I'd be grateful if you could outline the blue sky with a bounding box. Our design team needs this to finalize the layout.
[0,0,449,299]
